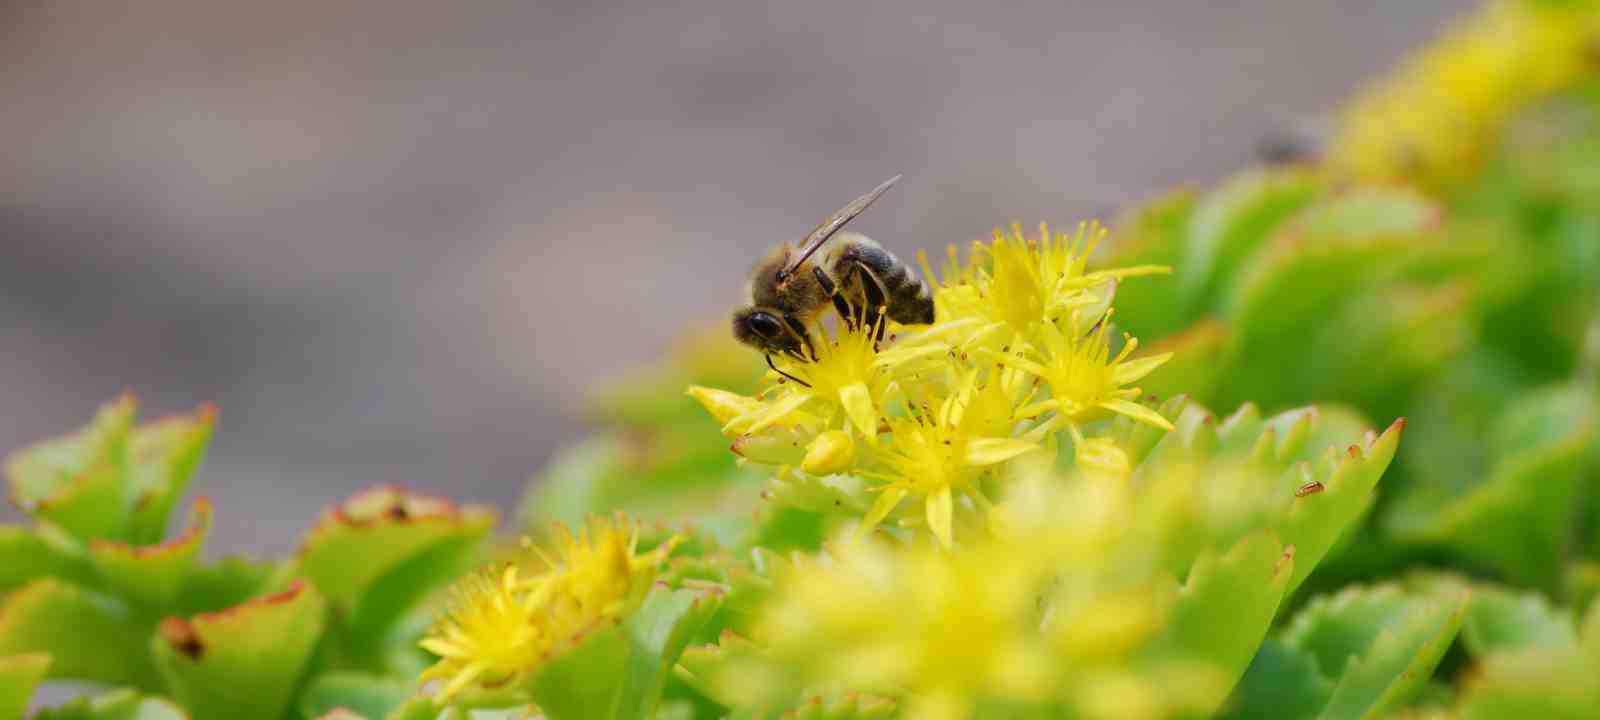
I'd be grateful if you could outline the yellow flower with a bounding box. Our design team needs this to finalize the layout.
[534,514,679,647]
[923,222,1168,352]
[1003,314,1173,433]
[1070,429,1134,480]
[859,368,1040,549]
[418,514,677,703]
[418,566,550,702]
[756,539,1056,720]
[714,317,950,451]
[759,317,889,441]
[1330,0,1600,188]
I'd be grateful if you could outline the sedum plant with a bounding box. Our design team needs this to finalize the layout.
[0,397,496,720]
[6,0,1600,717]
[493,223,1415,720]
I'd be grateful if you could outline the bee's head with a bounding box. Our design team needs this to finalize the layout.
[732,306,804,357]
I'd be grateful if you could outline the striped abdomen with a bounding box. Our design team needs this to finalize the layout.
[826,233,935,325]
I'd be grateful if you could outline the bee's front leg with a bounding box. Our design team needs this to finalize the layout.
[766,354,811,388]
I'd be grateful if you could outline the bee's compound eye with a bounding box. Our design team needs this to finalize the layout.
[748,312,784,339]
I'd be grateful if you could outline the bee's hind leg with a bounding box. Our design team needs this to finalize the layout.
[852,263,891,346]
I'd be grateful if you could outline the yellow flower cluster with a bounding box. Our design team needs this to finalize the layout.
[418,514,676,702]
[1330,0,1600,189]
[754,477,1223,720]
[690,221,1172,549]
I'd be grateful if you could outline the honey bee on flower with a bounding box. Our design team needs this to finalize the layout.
[691,190,1175,549]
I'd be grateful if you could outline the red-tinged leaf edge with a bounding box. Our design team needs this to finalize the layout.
[156,579,318,661]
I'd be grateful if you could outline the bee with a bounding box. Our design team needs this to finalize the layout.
[732,175,935,385]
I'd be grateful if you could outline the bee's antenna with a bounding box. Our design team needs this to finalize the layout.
[780,174,901,279]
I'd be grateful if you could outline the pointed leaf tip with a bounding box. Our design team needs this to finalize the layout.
[153,579,326,720]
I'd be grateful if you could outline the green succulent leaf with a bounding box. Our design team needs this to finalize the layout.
[1107,188,1199,339]
[529,584,723,720]
[1216,188,1444,411]
[1272,417,1405,594]
[5,395,137,541]
[674,631,781,711]
[1177,167,1323,314]
[590,326,764,429]
[4,399,217,548]
[1453,634,1600,718]
[125,406,216,545]
[1137,529,1297,715]
[1281,585,1467,720]
[88,499,212,610]
[1132,402,1402,594]
[520,433,758,531]
[0,524,95,593]
[293,486,494,660]
[300,672,415,720]
[381,697,438,720]
[1135,320,1226,405]
[0,653,51,720]
[172,556,279,617]
[518,436,618,527]
[31,688,187,720]
[151,580,328,720]
[1220,639,1331,720]
[1389,383,1597,588]
[1459,583,1579,656]
[0,578,157,688]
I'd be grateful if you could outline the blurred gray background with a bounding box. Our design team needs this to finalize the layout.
[2,0,1470,555]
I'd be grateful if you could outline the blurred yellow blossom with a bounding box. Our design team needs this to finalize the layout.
[755,538,1056,720]
[858,368,1042,548]
[1005,314,1173,433]
[1331,0,1600,188]
[925,222,1169,352]
[419,566,548,702]
[418,513,677,703]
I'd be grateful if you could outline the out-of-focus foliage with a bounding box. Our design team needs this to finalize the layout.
[1,398,496,720]
[8,1,1600,718]
[1110,0,1600,601]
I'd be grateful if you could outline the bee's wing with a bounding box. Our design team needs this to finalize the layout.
[782,174,901,276]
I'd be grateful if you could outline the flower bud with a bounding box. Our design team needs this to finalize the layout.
[801,430,855,476]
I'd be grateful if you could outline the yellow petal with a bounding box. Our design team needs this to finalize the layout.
[860,487,908,539]
[927,486,954,549]
[838,383,879,445]
[740,390,814,435]
[873,342,948,371]
[686,385,762,426]
[1099,398,1175,431]
[965,437,1039,465]
[1112,353,1173,385]
[1014,399,1060,419]
[419,638,464,657]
